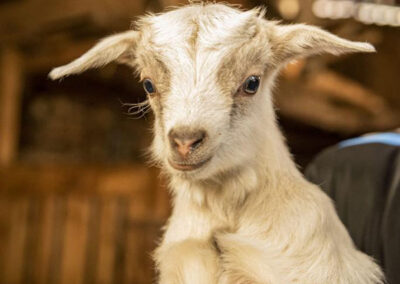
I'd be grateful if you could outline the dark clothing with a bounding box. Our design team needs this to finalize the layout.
[305,133,400,284]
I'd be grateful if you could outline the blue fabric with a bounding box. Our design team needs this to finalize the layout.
[339,133,400,148]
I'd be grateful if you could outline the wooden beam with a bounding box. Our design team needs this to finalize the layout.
[0,0,145,44]
[276,78,400,134]
[0,48,23,166]
[0,165,160,197]
[308,71,386,115]
[25,38,97,73]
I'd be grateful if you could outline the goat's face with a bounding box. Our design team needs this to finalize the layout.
[135,5,276,180]
[49,3,375,181]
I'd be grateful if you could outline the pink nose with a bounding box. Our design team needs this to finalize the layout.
[174,138,199,158]
[168,128,206,159]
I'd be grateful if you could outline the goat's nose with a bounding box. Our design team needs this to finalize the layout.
[168,128,206,159]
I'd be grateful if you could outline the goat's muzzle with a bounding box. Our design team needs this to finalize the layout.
[168,127,210,171]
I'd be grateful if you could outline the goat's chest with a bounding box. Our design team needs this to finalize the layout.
[162,200,236,244]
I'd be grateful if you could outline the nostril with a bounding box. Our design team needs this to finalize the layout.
[190,137,204,150]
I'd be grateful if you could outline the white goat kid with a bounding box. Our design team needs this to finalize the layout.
[50,3,384,284]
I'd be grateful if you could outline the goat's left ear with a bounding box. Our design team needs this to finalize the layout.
[49,30,138,80]
[271,24,375,64]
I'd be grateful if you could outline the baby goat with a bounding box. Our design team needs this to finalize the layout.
[50,3,384,284]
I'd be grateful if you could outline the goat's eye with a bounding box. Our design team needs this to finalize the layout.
[143,79,156,94]
[243,75,260,95]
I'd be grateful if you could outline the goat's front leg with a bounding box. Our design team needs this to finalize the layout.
[155,238,221,284]
[215,233,285,284]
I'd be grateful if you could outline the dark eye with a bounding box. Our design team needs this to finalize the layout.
[242,75,260,95]
[143,79,156,94]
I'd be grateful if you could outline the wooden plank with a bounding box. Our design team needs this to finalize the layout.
[0,165,155,196]
[60,196,90,284]
[3,198,29,284]
[144,225,163,284]
[47,196,67,284]
[124,225,149,284]
[97,166,153,196]
[112,197,128,284]
[0,197,11,280]
[124,218,162,284]
[125,178,165,284]
[21,197,42,284]
[123,174,166,283]
[95,198,118,284]
[0,48,23,166]
[34,196,57,284]
[82,197,101,284]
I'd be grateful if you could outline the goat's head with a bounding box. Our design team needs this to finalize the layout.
[50,3,374,181]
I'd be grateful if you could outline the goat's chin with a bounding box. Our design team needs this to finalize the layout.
[165,158,214,180]
[164,155,244,183]
[165,155,238,182]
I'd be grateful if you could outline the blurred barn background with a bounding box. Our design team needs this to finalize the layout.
[0,0,399,283]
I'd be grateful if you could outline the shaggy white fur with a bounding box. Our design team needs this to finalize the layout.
[50,3,383,283]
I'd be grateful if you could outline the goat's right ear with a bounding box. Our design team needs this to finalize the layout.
[270,23,375,64]
[49,30,138,80]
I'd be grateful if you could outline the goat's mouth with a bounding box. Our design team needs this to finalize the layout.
[168,157,211,172]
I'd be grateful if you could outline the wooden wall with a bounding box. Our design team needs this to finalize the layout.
[0,165,170,284]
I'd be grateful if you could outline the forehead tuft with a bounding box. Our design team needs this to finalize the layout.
[136,4,264,50]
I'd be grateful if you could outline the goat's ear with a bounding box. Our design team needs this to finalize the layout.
[49,30,138,80]
[271,24,375,63]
